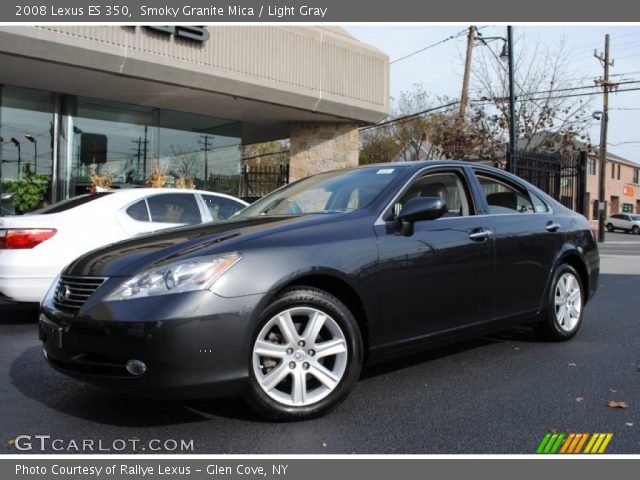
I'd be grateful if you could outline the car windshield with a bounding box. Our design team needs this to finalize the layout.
[27,192,114,215]
[235,167,400,218]
[630,215,640,221]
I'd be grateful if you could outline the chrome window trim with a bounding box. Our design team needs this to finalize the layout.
[373,165,472,226]
[374,164,556,227]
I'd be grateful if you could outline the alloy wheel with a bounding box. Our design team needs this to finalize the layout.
[554,272,582,332]
[252,307,348,407]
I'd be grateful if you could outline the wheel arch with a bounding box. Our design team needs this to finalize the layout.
[556,251,591,304]
[261,273,371,360]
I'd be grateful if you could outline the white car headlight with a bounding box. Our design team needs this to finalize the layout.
[106,253,241,301]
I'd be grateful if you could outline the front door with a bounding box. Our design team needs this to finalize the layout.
[375,169,495,350]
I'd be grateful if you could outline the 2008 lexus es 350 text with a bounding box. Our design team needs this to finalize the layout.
[40,161,599,420]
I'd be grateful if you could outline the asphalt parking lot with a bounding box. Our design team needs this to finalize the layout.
[1,232,638,454]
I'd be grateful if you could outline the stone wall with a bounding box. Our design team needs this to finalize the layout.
[289,122,359,182]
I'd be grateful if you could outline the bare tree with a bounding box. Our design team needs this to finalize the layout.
[470,32,593,155]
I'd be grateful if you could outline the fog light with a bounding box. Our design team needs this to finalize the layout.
[125,359,147,376]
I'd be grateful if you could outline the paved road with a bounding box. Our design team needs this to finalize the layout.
[1,234,638,454]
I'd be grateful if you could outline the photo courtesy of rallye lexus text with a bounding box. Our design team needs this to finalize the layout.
[39,161,599,421]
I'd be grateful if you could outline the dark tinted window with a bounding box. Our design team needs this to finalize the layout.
[530,192,550,213]
[126,199,150,222]
[388,171,471,220]
[477,174,534,214]
[202,195,245,221]
[28,192,114,215]
[147,194,201,224]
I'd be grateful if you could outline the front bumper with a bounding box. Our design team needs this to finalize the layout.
[40,287,264,399]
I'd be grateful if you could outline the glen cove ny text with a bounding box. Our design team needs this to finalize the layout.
[141,5,329,18]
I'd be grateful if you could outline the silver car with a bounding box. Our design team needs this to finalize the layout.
[606,213,640,234]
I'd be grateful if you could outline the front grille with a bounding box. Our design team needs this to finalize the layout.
[53,276,107,313]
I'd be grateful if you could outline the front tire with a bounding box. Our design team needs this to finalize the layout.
[534,264,584,341]
[246,287,363,420]
[632,225,639,235]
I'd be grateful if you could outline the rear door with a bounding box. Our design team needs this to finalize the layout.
[470,168,564,319]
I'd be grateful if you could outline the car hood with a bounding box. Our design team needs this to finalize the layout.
[64,215,311,277]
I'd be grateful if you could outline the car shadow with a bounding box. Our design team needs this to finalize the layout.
[360,336,500,380]
[0,304,39,324]
[9,326,538,427]
[9,345,236,427]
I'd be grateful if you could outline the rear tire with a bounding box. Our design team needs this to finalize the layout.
[534,264,584,342]
[245,287,363,421]
[606,223,614,232]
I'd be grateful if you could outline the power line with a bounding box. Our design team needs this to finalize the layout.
[363,86,640,133]
[359,101,460,131]
[390,28,470,65]
[608,140,640,146]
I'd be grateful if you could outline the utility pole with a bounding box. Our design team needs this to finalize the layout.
[507,25,516,174]
[131,137,146,182]
[142,125,149,182]
[459,25,476,119]
[198,135,213,187]
[594,34,614,243]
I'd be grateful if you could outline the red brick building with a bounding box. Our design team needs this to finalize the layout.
[585,150,640,222]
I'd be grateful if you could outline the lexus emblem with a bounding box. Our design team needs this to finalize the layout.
[57,285,71,302]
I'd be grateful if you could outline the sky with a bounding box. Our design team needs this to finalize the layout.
[344,25,640,162]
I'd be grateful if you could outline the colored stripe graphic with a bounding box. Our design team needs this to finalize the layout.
[537,432,613,454]
[572,433,589,454]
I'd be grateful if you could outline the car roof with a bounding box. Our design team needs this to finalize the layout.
[88,188,248,204]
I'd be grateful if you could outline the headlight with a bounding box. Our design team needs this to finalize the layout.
[106,253,241,301]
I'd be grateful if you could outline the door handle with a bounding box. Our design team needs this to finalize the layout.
[469,229,492,241]
[545,222,561,232]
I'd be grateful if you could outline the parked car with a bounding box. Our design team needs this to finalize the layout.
[0,188,247,306]
[40,161,599,420]
[606,213,640,234]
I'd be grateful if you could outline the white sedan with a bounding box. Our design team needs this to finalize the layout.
[0,188,248,305]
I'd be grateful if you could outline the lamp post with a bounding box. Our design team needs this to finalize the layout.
[24,133,37,174]
[10,137,21,178]
[477,26,517,172]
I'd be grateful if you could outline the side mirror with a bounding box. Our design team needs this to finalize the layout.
[396,197,447,235]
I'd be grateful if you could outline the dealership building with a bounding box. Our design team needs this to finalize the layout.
[0,26,388,208]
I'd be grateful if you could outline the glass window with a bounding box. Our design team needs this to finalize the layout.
[388,171,471,220]
[147,193,201,224]
[634,169,639,184]
[30,192,113,215]
[588,158,596,175]
[617,164,621,180]
[477,175,535,214]
[202,195,245,221]
[58,96,242,201]
[126,199,150,222]
[237,167,399,219]
[0,86,55,214]
[530,192,550,213]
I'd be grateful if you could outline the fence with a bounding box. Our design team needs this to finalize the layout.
[240,164,289,201]
[507,149,587,215]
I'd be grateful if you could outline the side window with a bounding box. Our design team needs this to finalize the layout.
[530,192,550,213]
[126,199,150,222]
[202,195,245,221]
[477,175,534,214]
[147,194,202,225]
[388,171,471,220]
